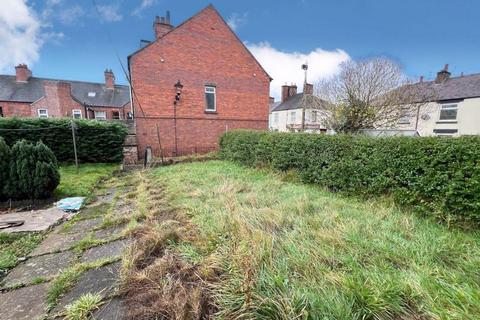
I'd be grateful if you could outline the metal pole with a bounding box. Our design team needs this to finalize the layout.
[173,101,178,157]
[156,124,164,164]
[71,121,79,173]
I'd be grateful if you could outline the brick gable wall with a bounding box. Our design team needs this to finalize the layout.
[130,6,270,157]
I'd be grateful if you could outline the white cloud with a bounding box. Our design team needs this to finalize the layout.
[0,0,43,72]
[247,42,350,100]
[133,0,158,17]
[227,12,248,31]
[97,4,123,22]
[57,5,85,25]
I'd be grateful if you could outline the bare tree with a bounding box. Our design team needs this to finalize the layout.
[316,57,434,133]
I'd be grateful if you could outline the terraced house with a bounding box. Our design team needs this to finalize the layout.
[396,65,480,137]
[128,5,271,157]
[0,64,131,120]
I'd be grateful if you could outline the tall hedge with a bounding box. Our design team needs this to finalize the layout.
[220,130,480,223]
[0,118,128,163]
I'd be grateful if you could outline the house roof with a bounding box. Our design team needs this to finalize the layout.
[128,4,272,81]
[0,75,130,107]
[272,93,324,112]
[414,73,480,101]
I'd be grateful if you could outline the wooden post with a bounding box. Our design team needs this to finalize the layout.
[71,121,79,173]
[156,124,164,164]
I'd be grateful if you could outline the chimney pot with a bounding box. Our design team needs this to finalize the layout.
[435,64,451,83]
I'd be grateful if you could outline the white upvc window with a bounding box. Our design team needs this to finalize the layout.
[72,109,82,119]
[398,108,411,124]
[94,111,107,121]
[38,109,48,118]
[311,110,318,122]
[205,86,216,111]
[290,111,296,123]
[439,104,458,121]
[274,112,279,124]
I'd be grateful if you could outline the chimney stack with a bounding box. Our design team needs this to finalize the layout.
[104,69,115,89]
[15,64,32,82]
[435,64,451,83]
[304,83,314,94]
[281,84,299,102]
[153,11,173,39]
[419,76,424,83]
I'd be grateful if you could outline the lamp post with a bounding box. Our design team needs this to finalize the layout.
[173,80,183,157]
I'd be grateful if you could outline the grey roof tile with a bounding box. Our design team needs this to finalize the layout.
[272,93,324,112]
[414,73,480,101]
[0,75,130,107]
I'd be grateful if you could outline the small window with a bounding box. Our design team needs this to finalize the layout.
[88,92,96,97]
[205,86,216,111]
[439,104,458,121]
[94,111,107,121]
[112,111,120,120]
[311,111,317,122]
[38,109,48,118]
[0,106,3,117]
[290,111,296,123]
[274,112,279,124]
[72,109,82,119]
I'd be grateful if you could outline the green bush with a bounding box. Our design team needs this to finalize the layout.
[0,137,11,199]
[220,131,480,223]
[0,118,128,163]
[4,140,60,200]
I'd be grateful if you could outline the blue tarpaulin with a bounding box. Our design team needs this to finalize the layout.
[56,197,86,212]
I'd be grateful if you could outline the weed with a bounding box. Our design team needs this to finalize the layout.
[0,232,43,270]
[65,293,102,320]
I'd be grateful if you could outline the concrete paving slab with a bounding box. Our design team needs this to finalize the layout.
[51,262,121,316]
[0,282,48,320]
[29,231,87,257]
[93,225,126,240]
[0,207,65,233]
[64,217,103,234]
[1,250,76,288]
[93,296,127,320]
[80,239,129,264]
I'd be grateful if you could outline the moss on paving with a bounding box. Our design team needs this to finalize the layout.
[149,160,480,319]
[0,232,44,271]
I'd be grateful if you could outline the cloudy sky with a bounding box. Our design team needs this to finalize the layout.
[1,0,479,99]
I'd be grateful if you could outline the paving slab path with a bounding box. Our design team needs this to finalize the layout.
[0,175,138,320]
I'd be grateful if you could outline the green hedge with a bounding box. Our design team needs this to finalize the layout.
[220,130,480,223]
[0,118,128,163]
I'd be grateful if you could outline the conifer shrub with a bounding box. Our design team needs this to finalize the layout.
[0,137,11,200]
[220,130,480,223]
[4,140,60,200]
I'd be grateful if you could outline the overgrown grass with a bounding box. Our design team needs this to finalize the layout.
[0,232,43,271]
[55,163,119,199]
[151,160,480,319]
[65,293,102,320]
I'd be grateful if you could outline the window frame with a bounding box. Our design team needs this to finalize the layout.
[0,106,3,118]
[273,112,279,124]
[72,109,82,119]
[38,109,48,118]
[111,111,121,120]
[290,111,296,123]
[94,111,107,121]
[204,85,216,112]
[311,110,318,122]
[438,104,458,122]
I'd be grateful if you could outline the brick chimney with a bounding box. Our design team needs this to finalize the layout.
[435,64,451,83]
[104,69,115,89]
[15,64,32,82]
[281,84,298,102]
[304,83,313,95]
[153,11,173,39]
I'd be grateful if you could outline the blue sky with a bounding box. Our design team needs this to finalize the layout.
[1,0,479,98]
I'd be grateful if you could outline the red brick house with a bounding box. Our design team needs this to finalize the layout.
[128,5,271,157]
[0,64,131,120]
